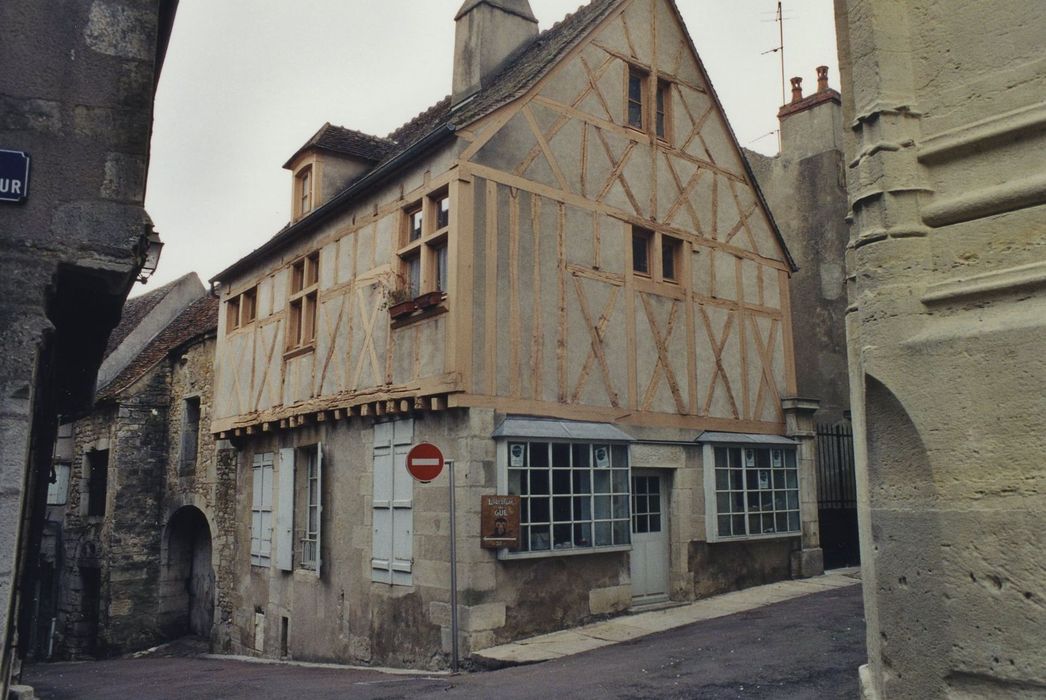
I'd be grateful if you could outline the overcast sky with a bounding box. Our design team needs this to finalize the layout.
[142,0,838,293]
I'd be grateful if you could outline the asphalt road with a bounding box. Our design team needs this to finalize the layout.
[24,583,865,699]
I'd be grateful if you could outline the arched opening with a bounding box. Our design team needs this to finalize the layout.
[158,506,214,639]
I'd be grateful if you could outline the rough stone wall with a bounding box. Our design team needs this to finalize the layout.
[0,0,172,687]
[833,1,1046,697]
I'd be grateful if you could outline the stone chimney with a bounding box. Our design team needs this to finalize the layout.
[452,0,538,105]
[777,66,843,161]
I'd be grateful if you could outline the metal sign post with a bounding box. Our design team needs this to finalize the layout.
[447,459,459,672]
[406,444,458,672]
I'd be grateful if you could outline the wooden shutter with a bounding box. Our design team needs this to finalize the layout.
[372,419,414,584]
[276,447,295,571]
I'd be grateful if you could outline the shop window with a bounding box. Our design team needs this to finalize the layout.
[251,452,274,566]
[704,444,800,541]
[506,441,631,553]
[287,253,319,351]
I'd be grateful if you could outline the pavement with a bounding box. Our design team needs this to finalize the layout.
[473,567,861,667]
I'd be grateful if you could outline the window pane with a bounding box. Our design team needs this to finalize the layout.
[531,497,550,523]
[408,255,421,297]
[572,470,591,494]
[530,443,549,468]
[571,444,590,469]
[787,491,798,509]
[632,229,650,274]
[649,513,661,532]
[749,514,762,534]
[732,514,746,535]
[531,525,550,551]
[649,493,660,514]
[785,450,796,468]
[574,523,592,547]
[530,470,549,495]
[508,469,523,495]
[553,523,572,549]
[662,237,677,280]
[593,445,611,468]
[613,519,630,545]
[594,471,611,494]
[717,493,731,513]
[552,443,571,468]
[613,495,629,519]
[717,515,731,537]
[786,471,798,489]
[573,496,591,520]
[611,444,629,467]
[635,514,649,533]
[715,469,729,491]
[612,469,629,493]
[409,208,423,241]
[788,512,800,531]
[436,196,450,229]
[729,448,742,468]
[595,521,612,546]
[730,470,744,490]
[594,495,611,519]
[435,245,448,293]
[773,470,785,489]
[552,469,570,494]
[552,496,571,522]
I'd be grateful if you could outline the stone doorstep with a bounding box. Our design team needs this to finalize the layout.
[472,571,861,669]
[8,685,35,700]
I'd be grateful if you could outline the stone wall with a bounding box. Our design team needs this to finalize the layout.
[833,0,1046,696]
[0,0,175,689]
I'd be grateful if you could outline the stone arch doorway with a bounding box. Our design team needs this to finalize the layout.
[159,506,214,639]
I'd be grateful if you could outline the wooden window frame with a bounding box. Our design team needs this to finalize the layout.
[631,225,683,286]
[226,296,241,332]
[656,78,672,143]
[286,252,319,354]
[297,166,313,218]
[627,65,647,131]
[396,187,451,303]
[226,286,258,334]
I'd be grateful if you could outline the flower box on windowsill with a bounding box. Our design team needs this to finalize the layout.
[414,291,444,309]
[389,300,416,319]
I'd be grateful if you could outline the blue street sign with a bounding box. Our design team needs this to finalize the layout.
[0,149,30,203]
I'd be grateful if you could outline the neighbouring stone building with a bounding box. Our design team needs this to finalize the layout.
[746,67,850,426]
[833,1,1046,697]
[209,0,825,669]
[746,68,857,569]
[32,274,223,660]
[0,0,177,692]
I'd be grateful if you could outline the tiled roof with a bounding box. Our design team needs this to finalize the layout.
[214,0,622,284]
[387,0,620,150]
[103,273,198,360]
[97,294,219,402]
[284,122,395,168]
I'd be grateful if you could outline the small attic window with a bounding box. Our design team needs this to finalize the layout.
[297,166,313,217]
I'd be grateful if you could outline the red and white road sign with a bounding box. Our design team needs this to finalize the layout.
[406,443,445,483]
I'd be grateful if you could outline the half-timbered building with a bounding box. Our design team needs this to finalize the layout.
[210,0,823,667]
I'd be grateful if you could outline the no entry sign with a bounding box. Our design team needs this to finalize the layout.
[406,443,445,483]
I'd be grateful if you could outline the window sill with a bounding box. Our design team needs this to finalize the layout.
[283,344,315,361]
[497,544,631,561]
[634,275,685,300]
[390,300,448,329]
[707,531,800,544]
[293,567,320,581]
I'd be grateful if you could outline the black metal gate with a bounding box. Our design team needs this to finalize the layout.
[816,423,860,568]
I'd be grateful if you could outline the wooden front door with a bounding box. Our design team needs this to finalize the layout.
[630,471,670,602]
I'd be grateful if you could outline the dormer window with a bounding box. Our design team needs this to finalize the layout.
[297,166,313,218]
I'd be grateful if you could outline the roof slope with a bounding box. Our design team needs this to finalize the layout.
[214,0,621,283]
[104,273,197,359]
[283,122,395,168]
[97,294,219,402]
